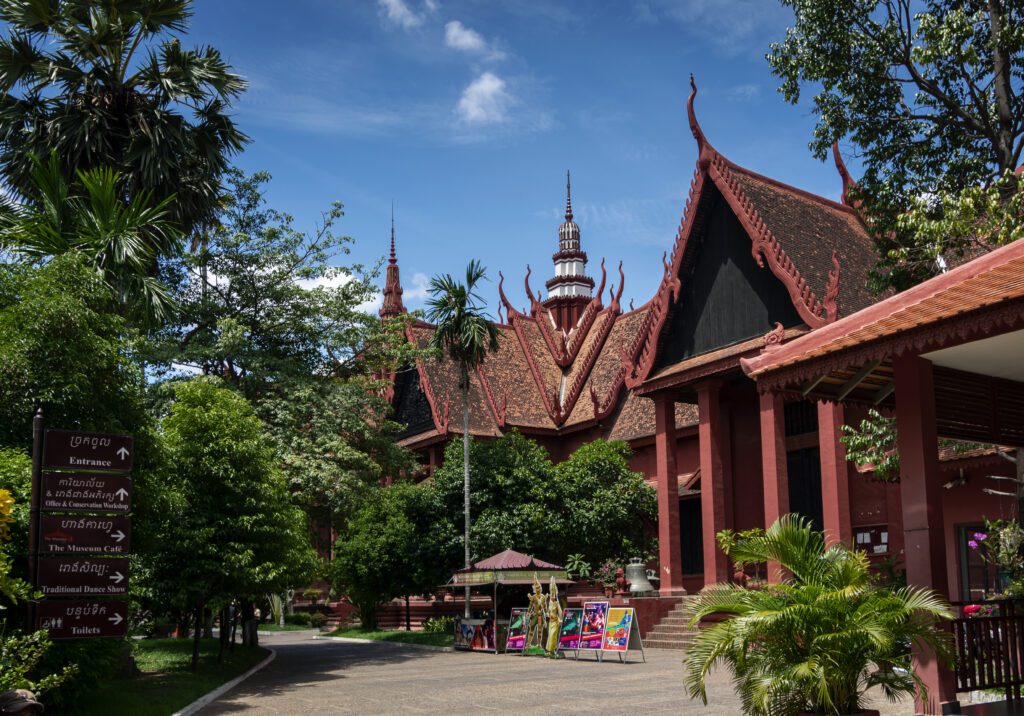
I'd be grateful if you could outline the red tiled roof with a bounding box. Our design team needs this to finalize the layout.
[742,238,1024,379]
[460,549,562,571]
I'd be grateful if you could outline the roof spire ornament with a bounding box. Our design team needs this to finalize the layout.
[832,142,860,209]
[380,205,406,318]
[687,73,709,153]
[565,170,573,221]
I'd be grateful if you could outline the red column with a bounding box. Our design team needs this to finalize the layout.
[893,354,958,715]
[818,401,852,545]
[697,381,731,585]
[654,393,684,595]
[759,391,788,583]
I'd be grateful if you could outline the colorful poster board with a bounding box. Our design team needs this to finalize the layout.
[454,616,497,652]
[505,607,528,652]
[557,608,583,650]
[602,607,634,651]
[579,601,608,651]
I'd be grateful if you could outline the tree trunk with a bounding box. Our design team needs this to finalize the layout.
[218,606,229,663]
[203,607,214,638]
[462,379,471,619]
[229,603,238,652]
[191,603,202,672]
[405,595,411,631]
[989,0,1017,187]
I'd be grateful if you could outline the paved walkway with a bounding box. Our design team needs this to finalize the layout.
[201,630,917,715]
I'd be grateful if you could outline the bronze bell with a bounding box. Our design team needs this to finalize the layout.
[625,557,656,595]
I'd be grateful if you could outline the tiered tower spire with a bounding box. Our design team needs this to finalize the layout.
[380,208,406,318]
[544,171,595,331]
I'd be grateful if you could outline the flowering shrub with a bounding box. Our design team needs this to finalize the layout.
[963,603,998,618]
[596,560,620,588]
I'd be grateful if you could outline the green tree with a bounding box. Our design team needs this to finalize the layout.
[768,0,1024,290]
[151,169,417,521]
[0,153,182,323]
[425,260,500,617]
[684,515,953,716]
[429,433,656,568]
[331,482,457,629]
[0,0,248,240]
[553,440,657,565]
[151,378,317,670]
[0,254,150,449]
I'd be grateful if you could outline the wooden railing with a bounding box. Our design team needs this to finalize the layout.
[951,599,1024,702]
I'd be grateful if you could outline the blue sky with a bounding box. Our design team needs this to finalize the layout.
[189,0,855,314]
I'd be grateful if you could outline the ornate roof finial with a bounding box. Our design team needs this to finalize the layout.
[380,206,406,318]
[389,202,397,265]
[565,170,573,221]
[832,142,859,208]
[687,73,708,152]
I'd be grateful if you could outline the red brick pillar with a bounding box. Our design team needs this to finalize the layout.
[818,401,852,545]
[893,354,958,715]
[697,381,731,585]
[654,393,684,595]
[759,391,788,583]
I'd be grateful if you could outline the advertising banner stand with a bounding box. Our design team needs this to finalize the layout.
[505,607,528,653]
[576,601,608,662]
[556,607,583,658]
[601,607,646,664]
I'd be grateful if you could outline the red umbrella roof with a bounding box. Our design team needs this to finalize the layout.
[459,549,562,572]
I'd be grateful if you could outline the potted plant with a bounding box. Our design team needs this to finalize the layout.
[597,560,619,598]
[565,553,592,582]
[684,515,953,716]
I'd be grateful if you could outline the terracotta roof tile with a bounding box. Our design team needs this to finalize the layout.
[479,326,555,429]
[729,165,878,318]
[743,238,1024,378]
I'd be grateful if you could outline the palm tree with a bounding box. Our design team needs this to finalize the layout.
[684,515,953,716]
[426,260,499,617]
[0,0,248,245]
[0,153,182,323]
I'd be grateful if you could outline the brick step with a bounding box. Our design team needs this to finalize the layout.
[643,638,693,650]
[656,617,691,626]
[647,625,695,636]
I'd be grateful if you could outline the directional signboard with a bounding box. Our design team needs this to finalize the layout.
[36,599,128,639]
[40,515,131,555]
[42,473,132,513]
[37,557,129,597]
[42,429,133,471]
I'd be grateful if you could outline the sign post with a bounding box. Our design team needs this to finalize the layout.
[28,413,133,640]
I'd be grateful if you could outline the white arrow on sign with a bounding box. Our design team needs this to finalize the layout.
[116,447,130,460]
[110,572,125,584]
[108,613,123,625]
[115,488,129,501]
[110,530,126,543]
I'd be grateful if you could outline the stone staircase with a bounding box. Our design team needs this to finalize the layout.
[643,597,698,650]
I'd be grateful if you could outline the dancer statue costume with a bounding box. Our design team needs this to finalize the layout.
[524,574,546,650]
[545,576,563,655]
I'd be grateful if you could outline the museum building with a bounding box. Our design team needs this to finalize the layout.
[381,80,1017,606]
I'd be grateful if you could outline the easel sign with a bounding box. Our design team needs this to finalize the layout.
[505,607,528,653]
[602,607,645,663]
[577,601,608,661]
[557,607,583,655]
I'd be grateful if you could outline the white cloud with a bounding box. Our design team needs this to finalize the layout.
[404,272,431,302]
[725,84,760,102]
[635,0,789,54]
[445,21,506,61]
[456,72,511,124]
[377,0,436,30]
[295,271,354,291]
[445,21,486,52]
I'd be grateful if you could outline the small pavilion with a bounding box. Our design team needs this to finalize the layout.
[742,238,1024,715]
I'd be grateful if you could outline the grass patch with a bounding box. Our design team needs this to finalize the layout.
[69,638,269,715]
[258,623,314,632]
[327,627,454,647]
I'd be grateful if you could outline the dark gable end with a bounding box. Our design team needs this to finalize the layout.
[392,365,435,440]
[655,184,803,369]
